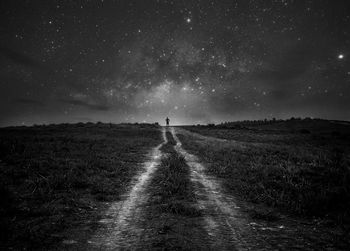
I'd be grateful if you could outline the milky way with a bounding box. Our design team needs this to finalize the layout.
[1,0,349,126]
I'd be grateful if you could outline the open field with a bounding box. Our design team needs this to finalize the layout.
[179,119,350,225]
[0,123,161,249]
[188,119,350,148]
[1,120,349,250]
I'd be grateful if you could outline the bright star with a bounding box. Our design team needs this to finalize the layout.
[186,18,191,23]
[338,54,344,59]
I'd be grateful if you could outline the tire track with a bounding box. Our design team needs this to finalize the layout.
[171,127,350,250]
[88,127,167,250]
[170,127,272,250]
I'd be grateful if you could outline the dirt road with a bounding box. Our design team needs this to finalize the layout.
[88,127,167,249]
[65,126,347,250]
[171,127,277,250]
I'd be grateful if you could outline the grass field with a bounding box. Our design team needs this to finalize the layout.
[0,123,161,249]
[1,119,349,249]
[179,119,350,227]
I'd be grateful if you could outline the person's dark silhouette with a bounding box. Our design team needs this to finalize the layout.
[166,117,170,126]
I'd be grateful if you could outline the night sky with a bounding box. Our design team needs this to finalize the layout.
[1,0,349,126]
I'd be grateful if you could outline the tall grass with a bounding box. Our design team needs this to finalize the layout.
[150,153,201,217]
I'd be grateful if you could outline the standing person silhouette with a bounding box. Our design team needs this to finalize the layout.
[166,117,170,126]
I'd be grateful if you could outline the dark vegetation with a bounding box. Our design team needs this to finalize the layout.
[0,122,161,249]
[179,118,350,228]
[156,132,200,217]
[143,131,206,249]
[192,118,350,148]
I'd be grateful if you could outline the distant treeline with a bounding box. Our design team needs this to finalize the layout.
[200,117,327,128]
[2,121,160,129]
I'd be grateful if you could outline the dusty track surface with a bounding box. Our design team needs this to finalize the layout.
[171,127,275,250]
[63,126,347,250]
[87,127,167,250]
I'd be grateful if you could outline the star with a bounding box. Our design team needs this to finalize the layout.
[1,0,350,126]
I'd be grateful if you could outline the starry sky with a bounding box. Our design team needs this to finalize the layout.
[1,0,349,126]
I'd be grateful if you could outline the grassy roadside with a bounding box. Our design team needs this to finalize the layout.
[177,129,350,228]
[183,120,350,149]
[0,123,161,249]
[142,130,208,249]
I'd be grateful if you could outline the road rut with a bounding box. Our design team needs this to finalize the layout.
[88,127,167,249]
[171,127,274,250]
[64,126,347,250]
[171,127,349,250]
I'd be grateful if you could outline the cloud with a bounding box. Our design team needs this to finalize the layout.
[0,46,52,74]
[61,99,110,111]
[252,43,317,83]
[73,116,94,122]
[14,98,44,106]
